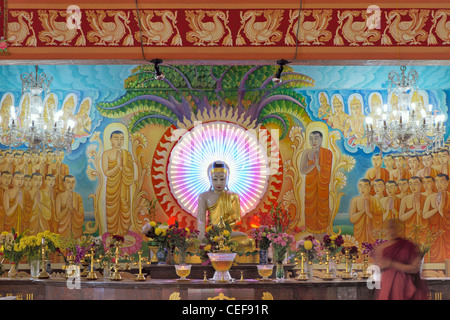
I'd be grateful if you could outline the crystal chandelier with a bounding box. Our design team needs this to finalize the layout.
[0,65,75,153]
[365,66,446,153]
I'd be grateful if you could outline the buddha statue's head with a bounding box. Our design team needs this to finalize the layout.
[332,96,344,113]
[370,94,382,113]
[319,92,328,105]
[350,96,362,116]
[208,160,229,192]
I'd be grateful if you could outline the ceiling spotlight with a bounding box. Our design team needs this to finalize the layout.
[272,59,290,84]
[150,58,165,80]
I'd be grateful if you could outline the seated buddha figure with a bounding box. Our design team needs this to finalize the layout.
[197,161,256,254]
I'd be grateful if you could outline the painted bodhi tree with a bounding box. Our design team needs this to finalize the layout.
[96,64,314,139]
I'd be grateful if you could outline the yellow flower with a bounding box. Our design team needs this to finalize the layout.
[14,243,21,252]
[150,221,157,227]
[213,236,219,242]
[204,244,211,252]
[206,226,213,233]
[223,230,230,237]
[330,235,337,241]
[185,228,190,234]
[155,228,162,236]
[1,231,8,236]
[304,240,313,250]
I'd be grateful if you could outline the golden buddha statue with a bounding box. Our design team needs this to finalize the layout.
[197,161,256,258]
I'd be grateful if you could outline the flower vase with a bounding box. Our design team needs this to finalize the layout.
[329,259,337,278]
[178,247,187,265]
[275,262,285,282]
[156,247,168,264]
[29,260,41,278]
[259,249,269,265]
[8,263,18,278]
[307,261,314,280]
[103,266,111,279]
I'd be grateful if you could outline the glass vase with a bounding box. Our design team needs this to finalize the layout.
[156,247,168,264]
[178,247,187,265]
[275,262,285,282]
[29,260,41,278]
[259,249,269,265]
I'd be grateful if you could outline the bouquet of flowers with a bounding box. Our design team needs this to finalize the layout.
[167,220,198,262]
[37,231,61,259]
[92,235,112,267]
[56,234,94,264]
[267,231,296,263]
[18,235,42,262]
[109,234,125,248]
[0,229,25,264]
[142,221,169,249]
[197,222,238,264]
[322,234,344,256]
[296,235,321,262]
[340,245,359,258]
[251,225,272,250]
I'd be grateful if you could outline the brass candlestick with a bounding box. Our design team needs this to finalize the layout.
[339,247,357,280]
[37,239,50,279]
[134,251,147,281]
[320,251,335,280]
[64,255,76,278]
[361,254,371,279]
[296,252,308,281]
[86,248,98,281]
[110,245,122,281]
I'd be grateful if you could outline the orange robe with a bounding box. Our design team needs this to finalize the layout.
[105,149,134,235]
[4,192,23,234]
[29,191,51,235]
[22,190,33,233]
[428,192,450,263]
[304,147,332,234]
[352,196,382,244]
[390,167,411,183]
[401,194,427,239]
[382,196,402,234]
[57,192,84,239]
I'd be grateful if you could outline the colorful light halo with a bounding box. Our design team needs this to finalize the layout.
[167,121,270,217]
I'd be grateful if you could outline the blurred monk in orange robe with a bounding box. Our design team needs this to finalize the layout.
[300,131,333,237]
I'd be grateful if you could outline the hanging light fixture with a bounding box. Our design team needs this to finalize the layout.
[150,58,165,80]
[0,65,75,153]
[272,59,289,83]
[365,66,446,153]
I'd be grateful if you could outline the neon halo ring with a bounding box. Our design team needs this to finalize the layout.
[167,121,270,217]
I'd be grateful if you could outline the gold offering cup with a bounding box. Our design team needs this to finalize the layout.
[207,252,236,282]
[175,264,192,281]
[257,264,273,281]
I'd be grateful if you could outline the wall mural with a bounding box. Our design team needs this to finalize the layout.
[0,64,449,263]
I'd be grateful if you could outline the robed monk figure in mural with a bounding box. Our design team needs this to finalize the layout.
[300,130,333,239]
